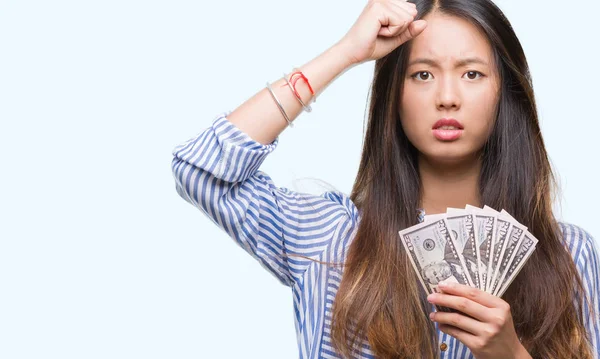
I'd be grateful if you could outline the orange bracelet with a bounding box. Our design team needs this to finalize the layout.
[279,69,316,103]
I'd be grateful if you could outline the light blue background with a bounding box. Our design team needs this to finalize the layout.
[1,0,598,358]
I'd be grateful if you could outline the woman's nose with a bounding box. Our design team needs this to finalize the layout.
[436,78,461,110]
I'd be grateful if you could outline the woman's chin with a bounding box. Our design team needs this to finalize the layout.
[418,147,480,166]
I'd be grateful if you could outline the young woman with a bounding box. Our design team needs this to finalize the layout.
[171,0,600,357]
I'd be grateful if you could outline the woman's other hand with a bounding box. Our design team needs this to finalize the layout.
[335,0,427,65]
[427,281,532,359]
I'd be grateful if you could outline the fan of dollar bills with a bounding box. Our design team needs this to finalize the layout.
[398,205,537,309]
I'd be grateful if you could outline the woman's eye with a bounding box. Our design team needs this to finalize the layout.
[411,71,432,81]
[463,71,484,80]
[410,71,485,81]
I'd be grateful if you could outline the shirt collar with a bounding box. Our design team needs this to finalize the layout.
[417,208,426,223]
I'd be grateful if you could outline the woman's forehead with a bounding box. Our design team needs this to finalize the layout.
[408,13,494,66]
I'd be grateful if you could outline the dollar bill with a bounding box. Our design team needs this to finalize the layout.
[495,231,538,297]
[398,218,471,312]
[445,212,480,288]
[426,211,480,288]
[483,209,512,292]
[466,205,497,292]
[408,206,537,300]
[488,222,525,295]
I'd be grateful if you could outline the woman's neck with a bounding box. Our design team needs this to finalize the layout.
[418,154,482,215]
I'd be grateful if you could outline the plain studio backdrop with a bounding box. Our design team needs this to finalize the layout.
[1,0,598,358]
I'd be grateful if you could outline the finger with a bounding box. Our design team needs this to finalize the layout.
[427,292,490,322]
[394,19,427,43]
[438,324,478,348]
[386,2,417,34]
[377,3,414,37]
[430,311,483,335]
[437,281,505,308]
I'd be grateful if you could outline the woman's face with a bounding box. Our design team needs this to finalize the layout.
[400,12,500,164]
[423,261,452,285]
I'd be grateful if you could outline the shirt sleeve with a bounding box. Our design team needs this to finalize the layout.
[171,111,357,287]
[568,224,600,358]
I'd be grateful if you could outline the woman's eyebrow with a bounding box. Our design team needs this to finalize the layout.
[407,57,489,68]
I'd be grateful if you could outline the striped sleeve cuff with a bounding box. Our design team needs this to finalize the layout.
[172,111,280,183]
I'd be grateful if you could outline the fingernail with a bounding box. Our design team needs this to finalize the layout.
[427,294,435,302]
[429,312,435,320]
[438,281,448,287]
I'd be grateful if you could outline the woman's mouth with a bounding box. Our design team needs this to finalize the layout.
[432,119,464,141]
[432,128,463,141]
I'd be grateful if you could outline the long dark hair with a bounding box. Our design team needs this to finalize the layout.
[328,0,595,357]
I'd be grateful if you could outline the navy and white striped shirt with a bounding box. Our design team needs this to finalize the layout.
[171,111,600,358]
